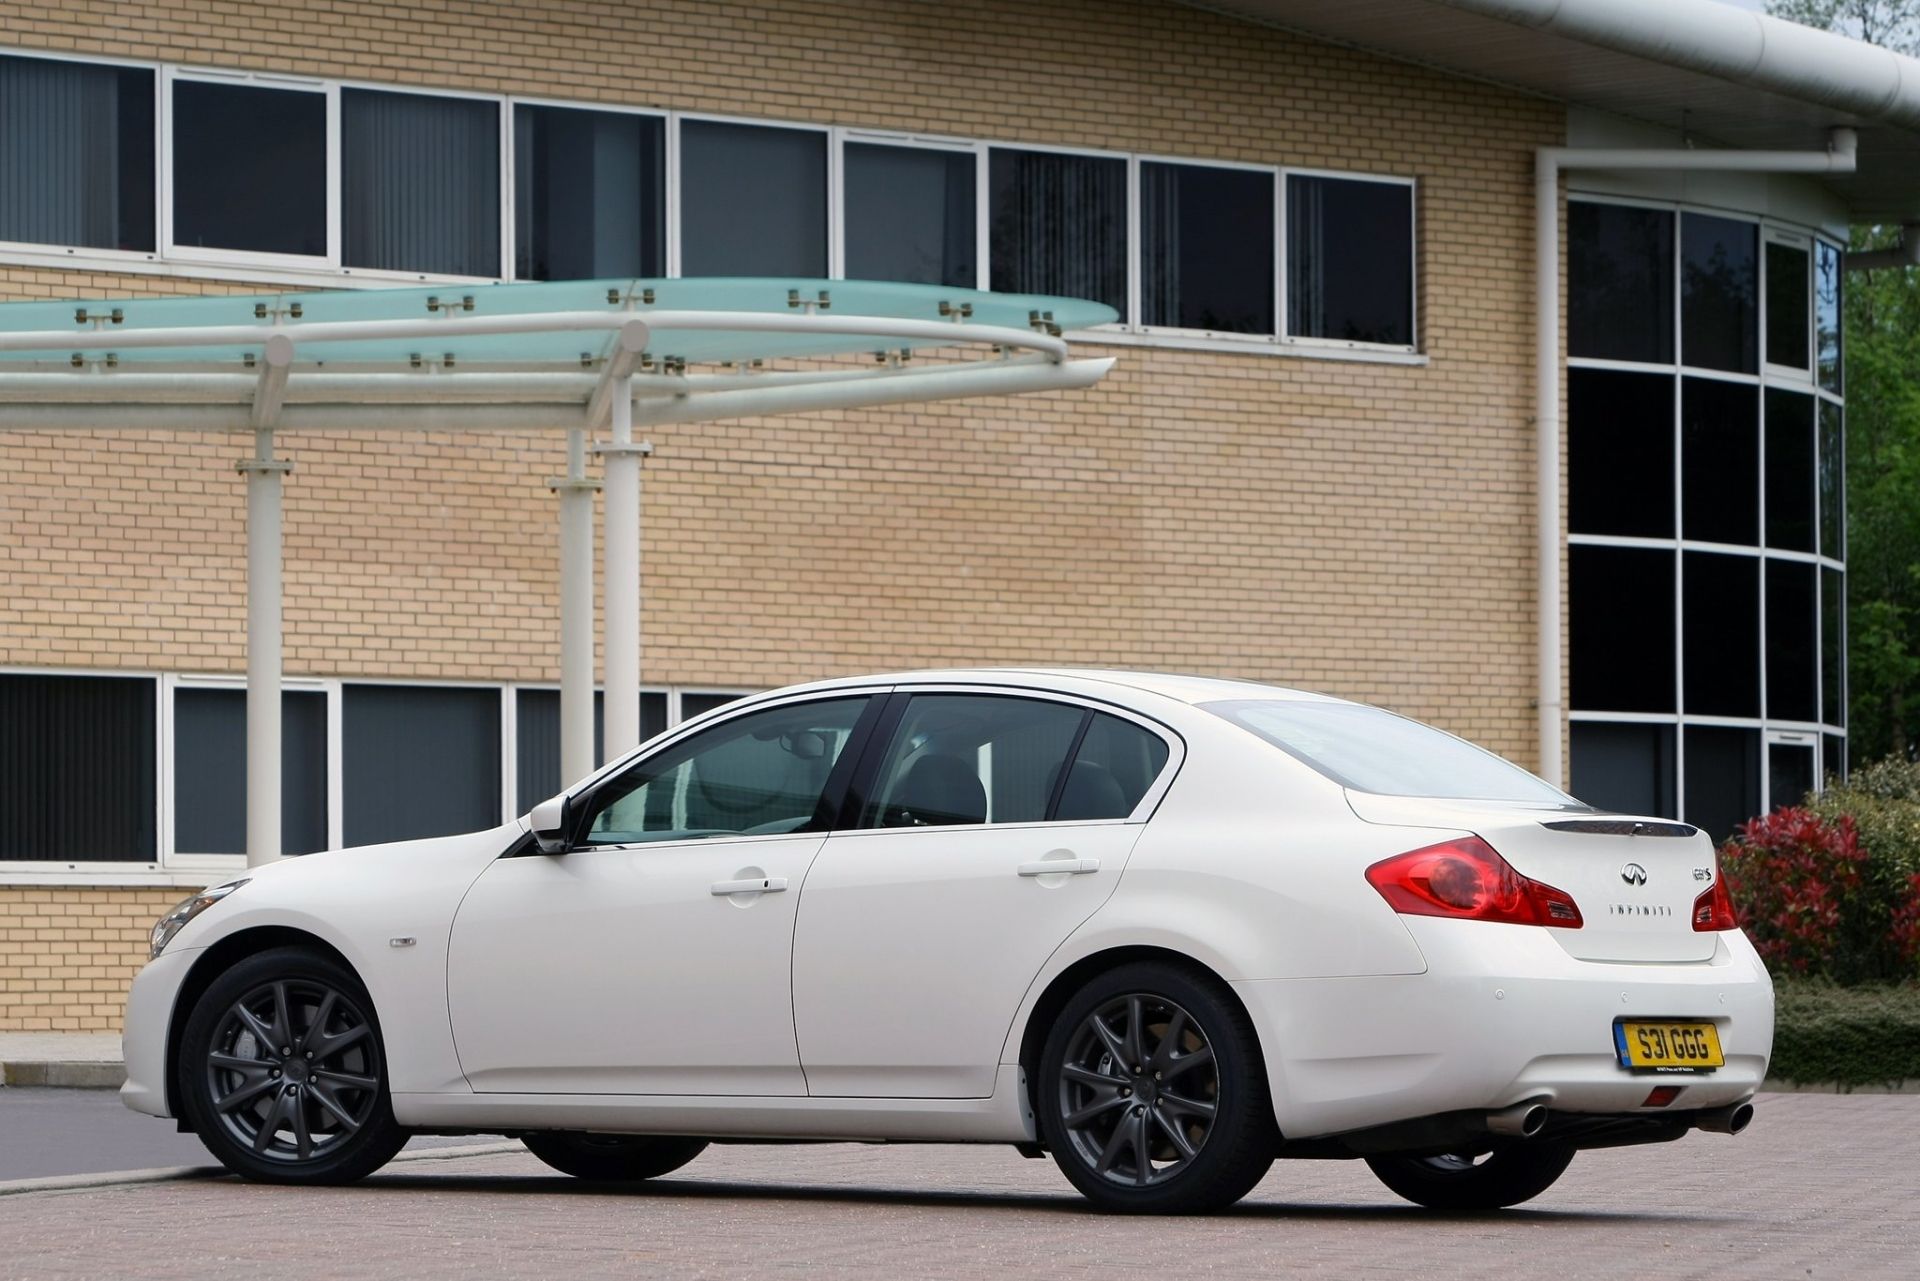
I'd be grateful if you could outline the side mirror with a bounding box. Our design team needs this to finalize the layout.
[529,793,574,855]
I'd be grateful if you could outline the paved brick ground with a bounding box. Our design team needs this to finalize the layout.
[1,1092,1912,1280]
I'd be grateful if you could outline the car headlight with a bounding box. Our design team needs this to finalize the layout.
[149,879,249,960]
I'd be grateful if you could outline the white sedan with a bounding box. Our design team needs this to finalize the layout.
[124,669,1769,1213]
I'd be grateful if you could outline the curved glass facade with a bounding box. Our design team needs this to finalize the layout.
[1567,198,1845,841]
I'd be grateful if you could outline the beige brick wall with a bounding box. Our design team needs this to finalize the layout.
[0,0,1565,1030]
[0,887,178,1031]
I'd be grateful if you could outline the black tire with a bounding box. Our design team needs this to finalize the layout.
[522,1132,708,1181]
[1036,961,1276,1213]
[1365,1142,1577,1211]
[179,946,407,1185]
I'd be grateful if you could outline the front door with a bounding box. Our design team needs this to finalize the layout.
[791,691,1174,1098]
[447,693,877,1095]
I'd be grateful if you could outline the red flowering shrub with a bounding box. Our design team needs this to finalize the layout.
[1718,808,1869,979]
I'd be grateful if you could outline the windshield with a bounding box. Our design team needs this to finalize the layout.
[1201,699,1576,804]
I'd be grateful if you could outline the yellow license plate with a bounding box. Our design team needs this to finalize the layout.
[1615,1021,1724,1071]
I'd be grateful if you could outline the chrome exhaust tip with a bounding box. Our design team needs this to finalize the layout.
[1486,1101,1549,1138]
[1695,1101,1754,1135]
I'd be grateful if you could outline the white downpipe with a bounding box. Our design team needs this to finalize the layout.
[558,427,596,788]
[239,430,287,867]
[1533,129,1856,786]
[601,375,642,761]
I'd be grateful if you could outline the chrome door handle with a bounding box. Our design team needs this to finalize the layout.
[709,876,788,896]
[1017,857,1100,877]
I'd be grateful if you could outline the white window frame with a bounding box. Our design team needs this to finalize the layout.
[1761,226,1815,384]
[1279,166,1419,357]
[161,65,338,272]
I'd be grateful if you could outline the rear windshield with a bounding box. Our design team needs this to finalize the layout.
[1200,699,1575,804]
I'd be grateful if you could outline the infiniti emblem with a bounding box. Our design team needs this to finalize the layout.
[1621,862,1649,886]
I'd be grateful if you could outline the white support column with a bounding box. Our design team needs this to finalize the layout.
[237,430,292,867]
[599,376,650,760]
[549,428,599,787]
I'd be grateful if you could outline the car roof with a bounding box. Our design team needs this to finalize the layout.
[757,668,1349,708]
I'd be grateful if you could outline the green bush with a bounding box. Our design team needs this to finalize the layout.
[1769,980,1920,1088]
[1796,753,1920,981]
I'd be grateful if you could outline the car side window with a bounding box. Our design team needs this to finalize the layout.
[864,694,1085,828]
[578,696,870,845]
[1059,712,1172,820]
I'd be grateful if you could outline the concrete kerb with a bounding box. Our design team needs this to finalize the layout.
[0,1141,525,1198]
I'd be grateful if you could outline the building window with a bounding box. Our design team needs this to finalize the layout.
[512,688,668,807]
[342,88,499,278]
[1683,550,1760,718]
[513,104,664,281]
[680,690,746,722]
[1570,545,1676,714]
[1765,389,1816,553]
[1820,400,1844,559]
[1684,727,1760,843]
[1570,723,1677,820]
[1139,161,1274,335]
[1569,201,1673,363]
[1766,559,1819,724]
[1681,212,1758,373]
[0,673,156,862]
[1569,368,1673,538]
[1284,173,1413,347]
[342,684,501,846]
[842,141,977,288]
[0,54,154,252]
[1765,235,1811,373]
[1680,377,1759,546]
[1823,566,1845,728]
[1816,240,1843,393]
[173,686,328,855]
[988,147,1128,313]
[680,119,827,278]
[170,77,326,259]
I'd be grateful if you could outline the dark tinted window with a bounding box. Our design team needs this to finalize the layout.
[1286,174,1414,346]
[1682,213,1758,373]
[1815,241,1842,393]
[342,685,500,845]
[866,695,1085,827]
[1769,741,1815,812]
[680,120,826,278]
[1765,559,1818,723]
[1765,239,1810,370]
[513,688,667,806]
[1682,551,1760,718]
[1819,400,1844,560]
[1141,161,1274,334]
[1683,726,1760,842]
[1060,713,1171,820]
[1570,722,1677,819]
[1569,202,1673,363]
[1569,368,1673,537]
[343,89,499,277]
[172,81,325,257]
[844,142,976,288]
[0,55,154,252]
[513,105,663,281]
[1681,377,1758,545]
[1825,732,1847,784]
[681,691,746,722]
[0,673,155,861]
[1570,545,1675,713]
[584,697,869,843]
[1823,566,1844,727]
[1764,389,1816,552]
[174,687,327,855]
[989,148,1127,313]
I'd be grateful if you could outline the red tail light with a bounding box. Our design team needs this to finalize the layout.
[1366,836,1583,928]
[1692,869,1738,932]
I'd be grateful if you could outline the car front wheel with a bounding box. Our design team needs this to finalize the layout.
[1036,961,1276,1213]
[1365,1142,1577,1210]
[179,946,407,1184]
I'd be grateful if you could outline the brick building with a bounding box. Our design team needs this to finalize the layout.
[2,0,1916,1029]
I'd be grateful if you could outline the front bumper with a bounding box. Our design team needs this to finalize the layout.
[119,946,199,1119]
[1234,919,1773,1140]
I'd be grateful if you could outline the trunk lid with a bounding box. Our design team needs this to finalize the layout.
[1345,793,1720,963]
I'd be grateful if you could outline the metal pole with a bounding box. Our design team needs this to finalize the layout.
[601,376,645,760]
[238,431,290,866]
[556,427,597,787]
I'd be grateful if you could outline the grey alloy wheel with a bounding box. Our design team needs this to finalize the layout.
[1056,992,1220,1188]
[204,976,383,1164]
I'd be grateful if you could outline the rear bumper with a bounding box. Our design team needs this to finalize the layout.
[1234,919,1773,1140]
[119,946,197,1119]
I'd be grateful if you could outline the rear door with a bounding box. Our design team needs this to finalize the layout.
[790,689,1179,1098]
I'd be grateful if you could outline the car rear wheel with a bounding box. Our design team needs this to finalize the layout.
[179,946,407,1184]
[1036,961,1276,1213]
[522,1133,709,1181]
[1365,1142,1576,1210]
